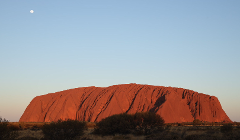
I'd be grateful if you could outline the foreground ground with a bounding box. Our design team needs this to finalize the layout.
[11,125,240,140]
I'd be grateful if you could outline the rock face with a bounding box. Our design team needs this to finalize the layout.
[19,84,231,123]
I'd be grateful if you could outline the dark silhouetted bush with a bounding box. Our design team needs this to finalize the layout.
[133,112,165,135]
[0,117,17,140]
[94,113,134,135]
[0,117,9,140]
[94,112,165,135]
[41,119,86,140]
[220,123,233,133]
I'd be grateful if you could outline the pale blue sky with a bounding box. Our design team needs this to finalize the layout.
[0,0,239,122]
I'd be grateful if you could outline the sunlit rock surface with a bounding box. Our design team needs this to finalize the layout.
[19,84,231,123]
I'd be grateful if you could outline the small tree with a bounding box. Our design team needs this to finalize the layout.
[133,112,165,135]
[94,113,134,135]
[42,119,87,140]
[94,112,165,136]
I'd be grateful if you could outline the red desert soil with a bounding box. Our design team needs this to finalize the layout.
[19,84,231,123]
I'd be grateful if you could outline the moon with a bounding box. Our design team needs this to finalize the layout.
[30,10,34,13]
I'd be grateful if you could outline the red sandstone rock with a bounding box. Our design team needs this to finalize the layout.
[19,84,231,123]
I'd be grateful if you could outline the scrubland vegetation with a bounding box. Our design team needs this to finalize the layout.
[94,112,164,136]
[1,115,240,140]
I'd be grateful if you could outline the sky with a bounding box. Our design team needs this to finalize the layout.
[0,0,239,122]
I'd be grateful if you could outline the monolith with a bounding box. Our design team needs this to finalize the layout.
[19,84,231,123]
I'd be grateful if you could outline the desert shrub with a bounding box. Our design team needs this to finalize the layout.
[133,112,165,135]
[0,117,9,140]
[220,123,233,133]
[41,119,87,140]
[94,112,165,135]
[94,113,134,135]
[193,119,202,126]
[0,117,18,140]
